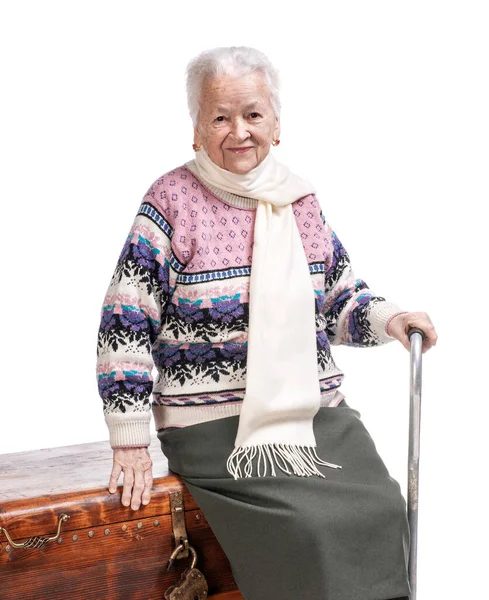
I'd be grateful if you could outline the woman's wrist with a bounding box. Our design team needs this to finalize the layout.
[385,311,408,338]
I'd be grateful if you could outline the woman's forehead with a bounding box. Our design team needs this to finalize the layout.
[214,100,262,112]
[200,73,271,109]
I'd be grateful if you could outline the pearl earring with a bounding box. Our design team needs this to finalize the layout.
[271,139,281,147]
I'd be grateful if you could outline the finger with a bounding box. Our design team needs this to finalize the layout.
[121,467,134,508]
[141,467,153,506]
[412,323,437,351]
[422,338,436,353]
[131,467,146,511]
[406,315,436,339]
[108,461,122,493]
[425,325,438,345]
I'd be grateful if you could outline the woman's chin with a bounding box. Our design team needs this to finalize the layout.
[224,154,260,175]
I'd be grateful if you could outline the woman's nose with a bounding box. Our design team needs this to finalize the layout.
[230,118,250,142]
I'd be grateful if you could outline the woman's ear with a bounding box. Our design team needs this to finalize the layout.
[193,125,202,148]
[274,115,281,142]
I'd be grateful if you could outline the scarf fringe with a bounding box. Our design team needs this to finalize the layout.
[226,444,342,480]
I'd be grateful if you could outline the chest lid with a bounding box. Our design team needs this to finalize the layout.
[0,435,195,541]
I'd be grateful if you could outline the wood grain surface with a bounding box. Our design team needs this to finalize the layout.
[0,434,244,599]
[0,434,169,501]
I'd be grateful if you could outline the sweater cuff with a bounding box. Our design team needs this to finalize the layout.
[105,412,152,448]
[369,302,408,344]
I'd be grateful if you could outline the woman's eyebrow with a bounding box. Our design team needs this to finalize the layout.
[243,102,261,111]
[211,101,263,115]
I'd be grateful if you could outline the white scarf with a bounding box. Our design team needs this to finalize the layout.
[188,148,342,479]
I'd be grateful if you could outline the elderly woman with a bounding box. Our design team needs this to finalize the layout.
[97,46,437,600]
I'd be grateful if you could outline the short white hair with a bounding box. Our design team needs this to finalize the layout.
[186,46,281,126]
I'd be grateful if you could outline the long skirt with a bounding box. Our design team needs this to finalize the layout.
[157,399,411,600]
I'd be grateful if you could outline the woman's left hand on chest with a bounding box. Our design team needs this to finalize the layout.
[387,312,438,354]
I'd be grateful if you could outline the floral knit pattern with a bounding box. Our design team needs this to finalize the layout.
[97,165,402,446]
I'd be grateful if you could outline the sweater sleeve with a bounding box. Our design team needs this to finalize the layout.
[320,211,407,347]
[96,184,175,448]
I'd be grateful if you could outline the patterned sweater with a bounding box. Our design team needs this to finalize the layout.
[97,163,405,448]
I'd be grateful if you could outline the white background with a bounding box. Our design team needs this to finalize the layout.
[1,1,487,598]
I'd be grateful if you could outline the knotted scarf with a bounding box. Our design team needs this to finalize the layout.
[187,148,342,479]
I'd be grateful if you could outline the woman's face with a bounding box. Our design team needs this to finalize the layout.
[194,71,280,175]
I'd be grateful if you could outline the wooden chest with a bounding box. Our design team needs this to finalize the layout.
[0,435,243,599]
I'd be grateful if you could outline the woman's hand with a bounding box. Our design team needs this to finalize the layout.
[108,447,153,510]
[386,311,438,354]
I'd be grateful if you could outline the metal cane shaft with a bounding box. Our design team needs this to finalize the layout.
[407,327,425,600]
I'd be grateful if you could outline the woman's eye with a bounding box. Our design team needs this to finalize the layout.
[249,112,260,119]
[215,116,225,122]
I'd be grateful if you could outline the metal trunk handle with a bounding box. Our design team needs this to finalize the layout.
[0,513,70,549]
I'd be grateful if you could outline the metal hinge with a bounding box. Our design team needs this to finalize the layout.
[169,490,189,559]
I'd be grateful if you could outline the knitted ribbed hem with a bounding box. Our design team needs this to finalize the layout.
[105,412,152,448]
[153,401,242,430]
[152,389,345,430]
[369,302,408,343]
[185,161,259,210]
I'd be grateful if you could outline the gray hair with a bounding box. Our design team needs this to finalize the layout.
[186,46,281,126]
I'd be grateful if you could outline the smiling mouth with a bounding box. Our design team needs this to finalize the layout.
[227,147,254,154]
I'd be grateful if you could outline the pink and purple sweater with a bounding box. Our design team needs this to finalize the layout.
[97,163,405,448]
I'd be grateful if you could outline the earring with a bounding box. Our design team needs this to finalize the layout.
[192,143,201,152]
[271,139,281,147]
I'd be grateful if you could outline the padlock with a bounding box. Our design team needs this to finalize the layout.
[164,543,208,600]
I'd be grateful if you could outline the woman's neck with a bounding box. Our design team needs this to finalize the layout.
[185,160,259,210]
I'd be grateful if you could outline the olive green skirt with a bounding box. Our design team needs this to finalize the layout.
[157,400,411,600]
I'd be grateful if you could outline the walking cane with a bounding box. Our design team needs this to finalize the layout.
[407,327,427,600]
